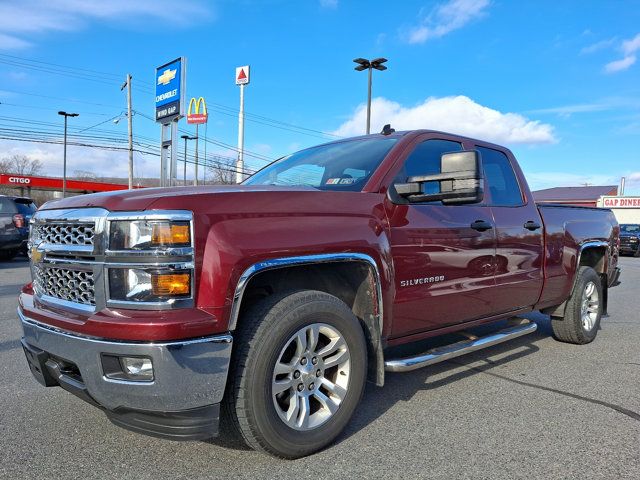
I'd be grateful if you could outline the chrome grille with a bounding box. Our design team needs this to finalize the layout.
[33,223,95,247]
[32,266,95,306]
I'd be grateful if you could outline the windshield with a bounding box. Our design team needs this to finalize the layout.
[244,137,398,191]
[621,224,640,233]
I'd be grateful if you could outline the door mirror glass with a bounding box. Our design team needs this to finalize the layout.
[394,150,484,205]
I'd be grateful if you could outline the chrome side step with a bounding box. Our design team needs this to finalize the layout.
[384,320,537,373]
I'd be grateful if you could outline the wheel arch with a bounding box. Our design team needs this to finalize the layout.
[229,253,386,386]
[542,240,610,318]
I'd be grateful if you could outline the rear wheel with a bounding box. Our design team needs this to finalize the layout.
[0,249,18,261]
[551,266,603,344]
[223,290,367,458]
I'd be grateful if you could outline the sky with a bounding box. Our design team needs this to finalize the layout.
[0,0,639,193]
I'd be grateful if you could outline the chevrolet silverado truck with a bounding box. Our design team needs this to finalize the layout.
[18,129,621,458]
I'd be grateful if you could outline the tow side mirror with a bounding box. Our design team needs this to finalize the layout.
[394,150,484,205]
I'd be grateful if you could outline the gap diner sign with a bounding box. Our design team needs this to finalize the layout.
[601,196,640,208]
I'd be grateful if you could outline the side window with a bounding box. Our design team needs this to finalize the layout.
[399,139,462,195]
[478,147,523,206]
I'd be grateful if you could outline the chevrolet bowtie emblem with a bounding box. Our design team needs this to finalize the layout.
[157,68,177,86]
[30,245,43,264]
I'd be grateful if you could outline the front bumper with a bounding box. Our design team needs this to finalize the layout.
[19,309,233,440]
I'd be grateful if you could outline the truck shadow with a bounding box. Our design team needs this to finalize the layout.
[338,313,556,445]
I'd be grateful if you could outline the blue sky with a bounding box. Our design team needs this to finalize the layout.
[0,0,639,193]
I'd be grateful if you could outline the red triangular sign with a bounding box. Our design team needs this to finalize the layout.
[237,69,247,80]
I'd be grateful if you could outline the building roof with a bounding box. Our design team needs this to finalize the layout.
[532,185,618,202]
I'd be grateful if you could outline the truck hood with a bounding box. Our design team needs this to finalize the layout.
[39,185,319,212]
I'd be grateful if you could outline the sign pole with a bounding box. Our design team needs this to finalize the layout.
[170,119,178,186]
[235,65,249,184]
[160,123,170,187]
[126,74,134,189]
[194,123,199,186]
[237,83,245,184]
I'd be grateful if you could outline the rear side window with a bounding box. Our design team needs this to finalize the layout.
[15,200,37,215]
[478,147,523,206]
[399,139,463,196]
[0,198,18,213]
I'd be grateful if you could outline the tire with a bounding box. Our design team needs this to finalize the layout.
[223,290,367,458]
[634,248,640,258]
[0,249,18,261]
[551,266,603,344]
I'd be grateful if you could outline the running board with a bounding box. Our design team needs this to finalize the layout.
[384,320,537,373]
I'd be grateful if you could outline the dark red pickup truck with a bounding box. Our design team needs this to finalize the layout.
[19,129,620,458]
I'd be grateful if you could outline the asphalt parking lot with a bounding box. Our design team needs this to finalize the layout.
[1,256,638,479]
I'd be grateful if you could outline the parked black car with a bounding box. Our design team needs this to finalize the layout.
[620,224,640,257]
[0,196,37,260]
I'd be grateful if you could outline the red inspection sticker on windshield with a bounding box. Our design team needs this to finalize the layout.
[326,178,356,185]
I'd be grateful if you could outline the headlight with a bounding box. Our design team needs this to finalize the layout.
[109,220,191,250]
[108,268,191,302]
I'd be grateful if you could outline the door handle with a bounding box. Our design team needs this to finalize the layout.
[524,220,541,231]
[470,220,493,232]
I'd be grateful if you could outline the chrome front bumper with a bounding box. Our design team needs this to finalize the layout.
[19,309,232,413]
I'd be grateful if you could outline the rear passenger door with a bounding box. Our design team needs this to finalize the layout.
[385,136,497,338]
[477,146,544,313]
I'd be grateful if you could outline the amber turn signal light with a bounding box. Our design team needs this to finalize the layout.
[151,273,191,296]
[151,223,190,246]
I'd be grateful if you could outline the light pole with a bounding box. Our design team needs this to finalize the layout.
[353,57,387,135]
[58,111,79,197]
[181,134,197,185]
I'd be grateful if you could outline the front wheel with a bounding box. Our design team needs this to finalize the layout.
[551,266,603,344]
[223,290,367,458]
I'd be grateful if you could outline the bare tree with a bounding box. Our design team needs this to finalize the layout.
[207,156,237,185]
[73,169,97,180]
[0,154,43,176]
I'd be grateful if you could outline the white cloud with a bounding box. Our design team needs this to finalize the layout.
[580,37,616,55]
[404,0,490,44]
[528,103,610,116]
[0,33,31,50]
[332,96,556,145]
[604,32,640,73]
[0,0,212,50]
[605,55,636,73]
[622,33,640,55]
[319,0,338,8]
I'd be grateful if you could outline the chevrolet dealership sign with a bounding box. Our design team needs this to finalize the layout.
[155,57,186,123]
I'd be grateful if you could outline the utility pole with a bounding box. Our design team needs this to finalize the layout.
[58,111,79,198]
[237,83,245,184]
[121,74,134,189]
[353,58,388,135]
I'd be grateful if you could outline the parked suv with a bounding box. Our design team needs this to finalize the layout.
[0,196,36,260]
[619,224,640,256]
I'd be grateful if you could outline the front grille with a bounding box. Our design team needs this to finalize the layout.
[33,223,95,247]
[32,266,95,306]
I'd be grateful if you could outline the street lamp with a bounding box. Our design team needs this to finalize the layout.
[58,111,79,198]
[180,134,197,185]
[353,57,387,135]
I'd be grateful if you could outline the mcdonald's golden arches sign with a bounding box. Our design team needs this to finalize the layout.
[187,97,208,124]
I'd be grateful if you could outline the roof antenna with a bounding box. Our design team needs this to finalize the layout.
[381,124,395,135]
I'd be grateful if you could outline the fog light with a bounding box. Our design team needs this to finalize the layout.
[120,357,154,381]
